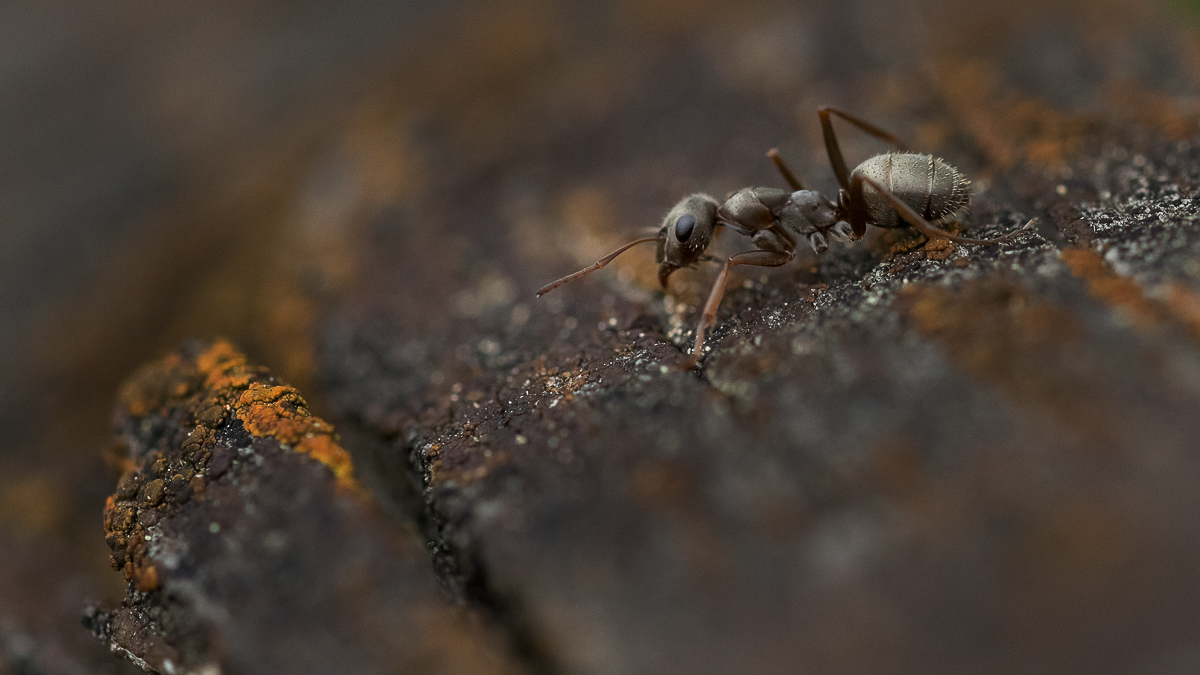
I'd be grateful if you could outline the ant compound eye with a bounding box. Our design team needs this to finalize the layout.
[675,214,696,242]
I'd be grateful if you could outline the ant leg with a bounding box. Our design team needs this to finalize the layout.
[854,175,1035,245]
[766,149,805,190]
[846,172,870,238]
[818,106,909,191]
[936,217,1038,242]
[679,249,793,370]
[537,235,662,296]
[820,107,909,149]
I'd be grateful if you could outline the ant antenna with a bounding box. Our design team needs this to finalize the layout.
[536,235,663,297]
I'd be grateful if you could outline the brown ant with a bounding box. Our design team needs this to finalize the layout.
[537,107,1033,369]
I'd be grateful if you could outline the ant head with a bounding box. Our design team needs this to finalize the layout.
[656,193,720,287]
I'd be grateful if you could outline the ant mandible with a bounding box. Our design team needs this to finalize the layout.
[537,107,1033,370]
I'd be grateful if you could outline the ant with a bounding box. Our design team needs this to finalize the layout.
[537,107,1033,370]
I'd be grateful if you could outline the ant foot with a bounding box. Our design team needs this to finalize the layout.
[828,221,854,242]
[807,232,828,253]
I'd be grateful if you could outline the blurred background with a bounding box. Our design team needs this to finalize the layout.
[1,2,453,671]
[3,0,1200,672]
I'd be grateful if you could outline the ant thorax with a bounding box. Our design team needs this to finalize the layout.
[719,188,790,234]
[779,190,843,237]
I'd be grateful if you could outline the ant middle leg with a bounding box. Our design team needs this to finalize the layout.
[853,175,1034,245]
[679,249,793,370]
[818,106,909,191]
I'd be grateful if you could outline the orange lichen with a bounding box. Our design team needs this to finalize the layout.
[132,564,160,593]
[294,435,355,484]
[1062,247,1200,345]
[899,280,1121,443]
[1061,248,1164,327]
[231,382,353,484]
[121,339,356,487]
[188,342,356,488]
[196,340,256,395]
[933,60,1093,170]
[105,339,364,587]
[902,281,1084,366]
[1163,283,1200,343]
[1102,79,1197,141]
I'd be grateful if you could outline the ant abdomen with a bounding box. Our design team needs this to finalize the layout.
[853,153,970,228]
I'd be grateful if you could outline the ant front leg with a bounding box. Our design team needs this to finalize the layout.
[679,249,793,370]
[818,107,909,191]
[852,175,1034,245]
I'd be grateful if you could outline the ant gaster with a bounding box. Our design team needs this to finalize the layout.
[538,107,1033,370]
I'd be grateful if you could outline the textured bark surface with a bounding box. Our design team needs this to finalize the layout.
[5,0,1200,673]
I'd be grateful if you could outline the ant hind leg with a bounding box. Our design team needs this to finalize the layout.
[854,175,1034,245]
[820,107,909,150]
[818,106,909,191]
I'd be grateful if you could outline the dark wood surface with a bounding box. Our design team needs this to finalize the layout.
[5,0,1200,672]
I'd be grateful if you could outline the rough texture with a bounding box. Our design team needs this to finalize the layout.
[314,0,1200,673]
[92,340,525,674]
[101,339,358,594]
[5,0,1200,673]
